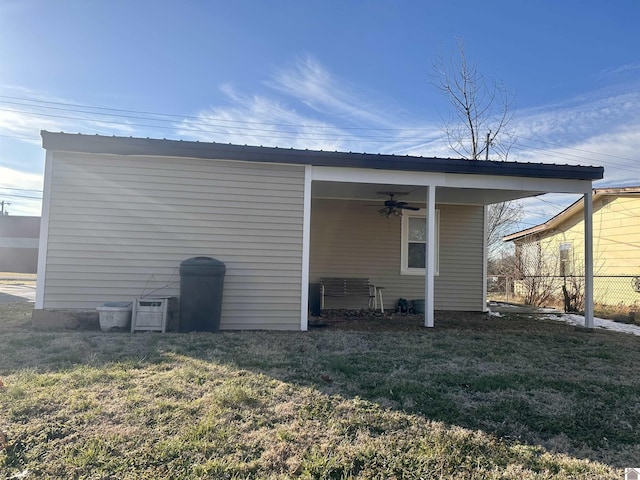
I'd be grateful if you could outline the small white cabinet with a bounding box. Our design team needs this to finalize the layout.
[131,296,171,333]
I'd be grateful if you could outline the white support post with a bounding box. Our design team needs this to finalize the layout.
[300,165,312,331]
[584,189,594,328]
[482,205,489,312]
[424,186,436,327]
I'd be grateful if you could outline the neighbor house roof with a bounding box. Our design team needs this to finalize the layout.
[503,186,640,242]
[41,131,604,181]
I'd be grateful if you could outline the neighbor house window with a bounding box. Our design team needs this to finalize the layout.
[401,210,439,275]
[559,242,573,277]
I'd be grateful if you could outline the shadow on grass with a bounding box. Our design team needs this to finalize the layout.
[1,303,638,470]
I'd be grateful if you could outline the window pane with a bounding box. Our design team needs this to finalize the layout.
[408,242,426,268]
[408,217,426,241]
[559,243,572,276]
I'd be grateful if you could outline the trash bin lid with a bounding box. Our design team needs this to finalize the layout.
[180,256,226,275]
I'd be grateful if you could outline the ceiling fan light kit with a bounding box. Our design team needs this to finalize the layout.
[375,193,420,217]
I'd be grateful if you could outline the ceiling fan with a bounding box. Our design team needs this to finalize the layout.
[374,192,420,217]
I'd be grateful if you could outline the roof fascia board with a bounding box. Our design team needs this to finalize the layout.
[594,187,640,195]
[41,131,604,181]
[311,166,445,186]
[312,166,593,194]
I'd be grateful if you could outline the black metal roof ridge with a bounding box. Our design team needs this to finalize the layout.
[41,131,604,181]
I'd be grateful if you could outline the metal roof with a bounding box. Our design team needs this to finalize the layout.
[41,131,604,181]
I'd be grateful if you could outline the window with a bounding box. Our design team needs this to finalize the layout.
[401,210,439,275]
[559,242,573,277]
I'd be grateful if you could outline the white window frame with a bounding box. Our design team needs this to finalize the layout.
[559,241,573,277]
[401,209,439,276]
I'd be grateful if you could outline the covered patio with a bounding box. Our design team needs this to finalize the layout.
[301,163,603,330]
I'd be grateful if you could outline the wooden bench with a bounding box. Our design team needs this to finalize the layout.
[320,277,384,313]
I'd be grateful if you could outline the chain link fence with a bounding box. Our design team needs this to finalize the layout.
[488,274,640,318]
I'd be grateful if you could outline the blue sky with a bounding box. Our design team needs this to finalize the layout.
[0,0,639,228]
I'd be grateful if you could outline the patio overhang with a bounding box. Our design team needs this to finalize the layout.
[302,165,602,331]
[310,166,595,203]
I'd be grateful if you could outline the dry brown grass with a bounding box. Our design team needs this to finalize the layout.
[1,304,638,478]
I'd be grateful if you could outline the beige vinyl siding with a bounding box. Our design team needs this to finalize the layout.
[437,203,485,309]
[310,199,484,311]
[44,152,305,330]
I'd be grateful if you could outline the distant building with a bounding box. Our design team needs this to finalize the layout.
[504,187,640,307]
[0,215,40,273]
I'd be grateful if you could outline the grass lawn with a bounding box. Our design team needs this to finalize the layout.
[1,304,638,479]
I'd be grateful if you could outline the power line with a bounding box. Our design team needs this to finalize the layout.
[515,134,636,163]
[0,133,40,141]
[0,193,42,200]
[0,186,43,193]
[1,94,638,168]
[0,95,443,133]
[0,106,441,144]
[511,142,640,174]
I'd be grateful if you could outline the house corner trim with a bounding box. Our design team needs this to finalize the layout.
[35,150,54,309]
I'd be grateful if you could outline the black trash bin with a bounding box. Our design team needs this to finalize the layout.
[179,256,226,332]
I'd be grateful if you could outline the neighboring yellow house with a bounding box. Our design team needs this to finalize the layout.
[504,187,640,308]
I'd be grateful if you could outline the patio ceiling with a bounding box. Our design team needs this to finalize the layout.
[311,181,546,206]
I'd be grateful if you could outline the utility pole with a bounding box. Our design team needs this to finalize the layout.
[485,130,491,161]
[0,201,9,215]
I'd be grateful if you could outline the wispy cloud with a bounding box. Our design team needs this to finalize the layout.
[268,55,395,128]
[0,108,59,145]
[175,83,346,152]
[513,88,640,148]
[507,83,640,201]
[595,61,640,81]
[178,56,444,155]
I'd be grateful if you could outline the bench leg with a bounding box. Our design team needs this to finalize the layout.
[378,289,384,314]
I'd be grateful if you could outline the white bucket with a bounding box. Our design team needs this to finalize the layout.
[97,302,132,331]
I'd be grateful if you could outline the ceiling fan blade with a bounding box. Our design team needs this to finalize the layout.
[399,205,420,210]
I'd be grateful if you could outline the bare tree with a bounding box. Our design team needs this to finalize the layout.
[486,200,522,261]
[516,240,561,307]
[431,40,515,160]
[431,40,522,259]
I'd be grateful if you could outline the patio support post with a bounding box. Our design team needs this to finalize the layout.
[300,165,312,331]
[424,185,436,327]
[584,189,594,328]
